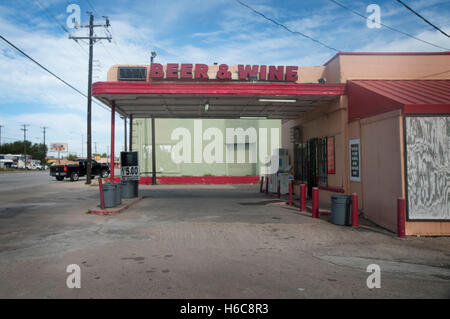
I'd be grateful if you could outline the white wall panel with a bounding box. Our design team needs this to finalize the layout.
[405,116,449,220]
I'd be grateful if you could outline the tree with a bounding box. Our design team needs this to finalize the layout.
[67,154,78,161]
[0,141,48,164]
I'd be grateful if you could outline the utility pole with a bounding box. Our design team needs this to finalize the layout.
[95,141,97,154]
[41,126,48,146]
[69,13,111,184]
[21,124,29,167]
[0,125,3,147]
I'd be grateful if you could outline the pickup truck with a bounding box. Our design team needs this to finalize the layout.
[50,159,110,181]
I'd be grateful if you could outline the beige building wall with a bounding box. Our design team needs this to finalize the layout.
[359,110,404,232]
[339,53,450,81]
[283,52,450,235]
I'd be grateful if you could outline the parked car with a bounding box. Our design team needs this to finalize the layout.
[26,163,43,170]
[49,159,110,181]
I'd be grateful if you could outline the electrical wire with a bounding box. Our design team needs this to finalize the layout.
[235,0,340,52]
[328,0,450,51]
[396,0,449,38]
[32,0,89,56]
[0,34,110,112]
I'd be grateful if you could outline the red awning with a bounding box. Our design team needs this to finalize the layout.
[92,82,346,119]
[348,80,450,121]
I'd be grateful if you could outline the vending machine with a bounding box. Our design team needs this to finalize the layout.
[267,148,290,194]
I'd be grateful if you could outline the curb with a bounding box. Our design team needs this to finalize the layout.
[90,196,145,215]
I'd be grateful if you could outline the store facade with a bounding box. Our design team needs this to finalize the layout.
[94,51,449,235]
[282,52,449,236]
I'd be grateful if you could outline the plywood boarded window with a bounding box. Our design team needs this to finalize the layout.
[405,116,449,220]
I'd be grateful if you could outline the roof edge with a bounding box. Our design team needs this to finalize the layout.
[323,51,450,66]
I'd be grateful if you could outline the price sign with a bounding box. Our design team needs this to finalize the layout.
[121,166,140,181]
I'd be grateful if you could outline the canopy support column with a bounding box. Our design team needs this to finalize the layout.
[152,116,156,185]
[129,114,133,151]
[124,116,127,152]
[110,101,115,183]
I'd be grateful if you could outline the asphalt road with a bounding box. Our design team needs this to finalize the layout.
[0,173,449,298]
[0,171,52,192]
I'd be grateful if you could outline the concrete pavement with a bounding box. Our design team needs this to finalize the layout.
[0,173,449,298]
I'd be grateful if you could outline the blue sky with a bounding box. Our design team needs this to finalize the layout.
[0,0,449,156]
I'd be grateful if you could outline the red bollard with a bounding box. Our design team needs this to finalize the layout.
[260,176,264,193]
[98,178,105,210]
[312,187,319,218]
[289,181,293,205]
[300,184,306,212]
[277,180,281,198]
[265,176,269,194]
[397,198,406,238]
[352,193,358,227]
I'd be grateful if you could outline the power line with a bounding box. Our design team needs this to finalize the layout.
[32,0,89,56]
[84,0,127,64]
[0,34,110,112]
[328,0,450,51]
[396,0,449,38]
[235,0,340,52]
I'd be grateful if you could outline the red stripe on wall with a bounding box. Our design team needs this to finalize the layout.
[110,176,260,184]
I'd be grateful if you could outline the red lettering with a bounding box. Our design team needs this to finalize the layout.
[216,64,231,80]
[259,65,267,80]
[166,63,179,79]
[150,63,164,79]
[285,66,298,81]
[180,64,193,79]
[238,65,259,80]
[194,64,209,79]
[268,66,284,81]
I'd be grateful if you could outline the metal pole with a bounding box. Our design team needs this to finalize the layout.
[151,117,156,185]
[129,114,133,151]
[124,117,127,152]
[352,193,359,227]
[397,198,406,238]
[312,187,319,218]
[86,13,94,184]
[110,101,116,183]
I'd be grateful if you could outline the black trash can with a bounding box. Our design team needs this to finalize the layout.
[102,183,116,208]
[114,183,122,206]
[121,180,138,198]
[331,194,352,226]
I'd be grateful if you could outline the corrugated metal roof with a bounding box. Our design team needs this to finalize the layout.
[349,80,450,105]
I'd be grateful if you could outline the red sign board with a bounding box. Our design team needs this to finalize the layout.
[149,63,298,82]
[327,136,335,174]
